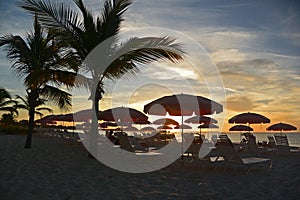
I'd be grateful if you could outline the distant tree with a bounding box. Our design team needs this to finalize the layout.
[0,87,18,115]
[0,113,16,125]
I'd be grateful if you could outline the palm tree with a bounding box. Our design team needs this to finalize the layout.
[0,87,18,115]
[0,16,85,148]
[21,0,185,154]
[15,94,53,119]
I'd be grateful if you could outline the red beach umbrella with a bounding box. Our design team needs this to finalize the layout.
[267,122,297,133]
[144,93,223,116]
[140,126,156,132]
[198,124,219,129]
[229,125,253,132]
[157,125,173,130]
[99,107,148,124]
[175,124,192,129]
[185,115,218,124]
[228,112,270,124]
[152,118,179,126]
[144,93,223,162]
[123,125,139,131]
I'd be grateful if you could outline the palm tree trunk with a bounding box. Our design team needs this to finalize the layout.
[24,90,37,149]
[88,80,102,158]
[24,105,35,148]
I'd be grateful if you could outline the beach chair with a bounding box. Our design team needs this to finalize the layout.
[267,136,276,148]
[240,133,259,153]
[184,134,204,158]
[116,132,148,153]
[210,135,272,173]
[274,134,300,153]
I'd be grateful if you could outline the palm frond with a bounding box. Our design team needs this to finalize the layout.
[0,88,13,104]
[20,0,85,56]
[0,107,18,115]
[102,36,185,80]
[15,94,29,106]
[0,34,31,78]
[41,85,72,111]
[20,0,82,33]
[36,107,53,113]
[100,0,132,40]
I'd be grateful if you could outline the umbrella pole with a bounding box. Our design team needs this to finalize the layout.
[181,115,184,164]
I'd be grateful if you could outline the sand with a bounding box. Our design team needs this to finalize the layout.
[0,132,300,200]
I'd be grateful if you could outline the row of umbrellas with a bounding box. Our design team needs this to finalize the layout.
[36,94,297,134]
[228,112,297,133]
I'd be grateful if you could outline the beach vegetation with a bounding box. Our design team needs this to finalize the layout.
[0,16,84,148]
[20,0,185,154]
[0,87,18,115]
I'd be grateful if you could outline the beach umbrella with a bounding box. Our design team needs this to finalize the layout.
[141,126,156,132]
[185,115,218,124]
[152,118,179,126]
[123,125,139,131]
[144,93,223,161]
[99,107,148,123]
[144,93,223,116]
[134,120,151,125]
[175,124,192,129]
[267,122,297,133]
[198,123,219,135]
[228,112,270,124]
[198,124,219,129]
[99,122,118,129]
[157,125,173,130]
[229,125,253,132]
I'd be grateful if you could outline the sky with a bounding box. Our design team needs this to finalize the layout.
[0,0,299,132]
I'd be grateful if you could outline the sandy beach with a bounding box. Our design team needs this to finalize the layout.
[1,132,299,200]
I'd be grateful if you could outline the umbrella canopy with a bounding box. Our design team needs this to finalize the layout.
[228,112,270,124]
[229,125,253,132]
[157,125,173,130]
[267,122,297,131]
[99,122,118,128]
[123,125,139,131]
[134,120,151,125]
[185,115,218,124]
[198,124,219,129]
[175,124,192,129]
[140,126,156,131]
[152,118,179,126]
[144,93,223,116]
[99,107,148,123]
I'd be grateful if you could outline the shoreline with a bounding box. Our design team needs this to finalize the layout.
[1,132,300,199]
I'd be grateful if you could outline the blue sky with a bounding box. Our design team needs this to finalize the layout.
[0,0,299,131]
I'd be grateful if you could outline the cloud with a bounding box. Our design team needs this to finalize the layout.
[226,96,256,112]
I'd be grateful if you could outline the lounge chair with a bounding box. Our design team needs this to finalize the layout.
[183,134,204,161]
[274,134,300,153]
[267,136,276,148]
[208,135,272,173]
[240,133,259,153]
[116,132,148,152]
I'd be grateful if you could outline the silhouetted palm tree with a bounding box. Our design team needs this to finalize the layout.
[21,0,185,154]
[0,16,85,148]
[0,87,18,115]
[15,94,53,119]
